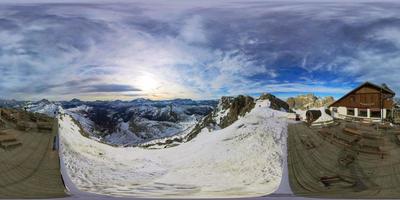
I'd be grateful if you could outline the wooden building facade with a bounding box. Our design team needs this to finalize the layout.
[329,82,396,121]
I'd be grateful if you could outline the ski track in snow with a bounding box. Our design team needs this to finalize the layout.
[58,100,288,198]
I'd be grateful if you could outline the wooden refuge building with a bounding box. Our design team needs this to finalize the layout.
[329,82,396,122]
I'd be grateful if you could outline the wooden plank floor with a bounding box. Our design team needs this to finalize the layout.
[288,121,400,198]
[0,109,68,198]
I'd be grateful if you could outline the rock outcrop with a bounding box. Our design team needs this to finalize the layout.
[185,95,255,141]
[219,95,255,129]
[258,93,290,112]
[286,94,334,110]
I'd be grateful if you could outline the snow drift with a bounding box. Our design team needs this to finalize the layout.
[58,98,288,198]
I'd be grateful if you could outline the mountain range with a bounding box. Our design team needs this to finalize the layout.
[0,93,290,146]
[286,94,335,110]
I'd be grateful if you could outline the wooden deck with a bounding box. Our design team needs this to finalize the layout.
[288,120,400,198]
[0,109,67,198]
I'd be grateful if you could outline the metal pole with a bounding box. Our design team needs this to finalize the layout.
[381,87,383,122]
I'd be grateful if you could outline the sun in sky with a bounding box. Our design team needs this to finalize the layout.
[136,74,160,92]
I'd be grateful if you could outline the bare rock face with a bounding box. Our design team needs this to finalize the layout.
[286,98,296,109]
[185,95,255,141]
[286,94,334,110]
[219,95,255,129]
[319,96,335,107]
[258,93,290,112]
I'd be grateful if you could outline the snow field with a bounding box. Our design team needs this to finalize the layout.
[59,99,287,198]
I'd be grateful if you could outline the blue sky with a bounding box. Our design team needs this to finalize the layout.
[0,1,400,101]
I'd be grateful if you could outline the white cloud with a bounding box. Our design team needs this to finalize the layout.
[1,2,400,100]
[370,27,400,48]
[179,16,207,44]
[341,50,400,94]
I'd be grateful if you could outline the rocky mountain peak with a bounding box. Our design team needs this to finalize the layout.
[219,95,255,129]
[70,98,82,103]
[38,99,51,104]
[258,93,290,112]
[286,94,334,110]
[185,95,256,141]
[218,96,235,110]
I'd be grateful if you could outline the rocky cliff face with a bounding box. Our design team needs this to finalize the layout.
[286,94,334,110]
[185,95,255,141]
[218,95,256,129]
[185,93,289,142]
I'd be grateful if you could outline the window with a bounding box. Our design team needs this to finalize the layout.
[371,110,381,118]
[347,109,355,116]
[359,109,368,117]
[387,110,392,118]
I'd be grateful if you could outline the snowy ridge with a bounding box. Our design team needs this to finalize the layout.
[213,99,231,125]
[58,99,288,198]
[63,106,98,140]
[140,95,291,149]
[25,99,59,117]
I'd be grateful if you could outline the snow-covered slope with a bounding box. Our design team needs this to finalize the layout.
[25,99,59,117]
[58,99,287,198]
[61,99,216,146]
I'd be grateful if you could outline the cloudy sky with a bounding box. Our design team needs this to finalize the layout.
[0,0,400,101]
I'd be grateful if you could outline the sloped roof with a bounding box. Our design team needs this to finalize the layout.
[329,82,395,107]
[381,83,396,94]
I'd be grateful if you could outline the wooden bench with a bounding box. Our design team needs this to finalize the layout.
[363,133,384,140]
[0,133,22,150]
[334,132,359,145]
[332,135,352,147]
[359,137,384,145]
[318,130,332,139]
[339,154,355,167]
[357,143,387,158]
[17,121,38,131]
[37,122,53,132]
[0,140,22,150]
[300,137,316,150]
[343,127,362,137]
[391,130,400,135]
[361,118,373,124]
[360,144,381,151]
[0,134,17,143]
[378,123,392,129]
[320,175,355,187]
[1,110,18,123]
